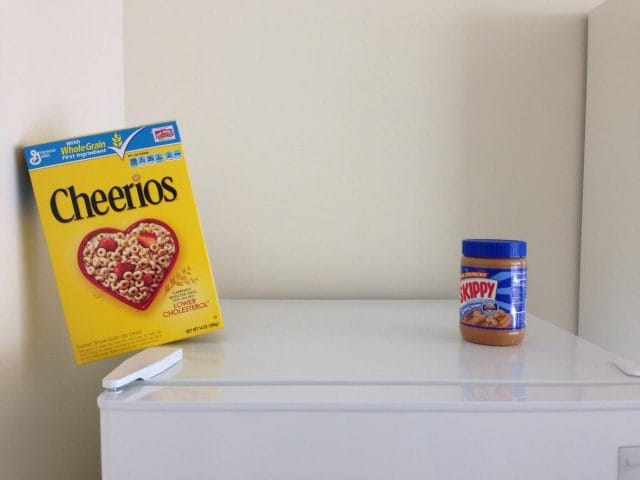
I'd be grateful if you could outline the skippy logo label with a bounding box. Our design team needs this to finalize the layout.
[460,267,527,330]
[460,277,498,303]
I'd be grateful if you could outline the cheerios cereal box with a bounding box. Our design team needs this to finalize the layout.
[24,121,223,364]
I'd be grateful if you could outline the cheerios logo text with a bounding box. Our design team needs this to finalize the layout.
[49,176,178,223]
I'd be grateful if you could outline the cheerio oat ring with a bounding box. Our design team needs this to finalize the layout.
[78,218,179,310]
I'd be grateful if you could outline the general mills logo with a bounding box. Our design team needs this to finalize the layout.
[28,149,42,166]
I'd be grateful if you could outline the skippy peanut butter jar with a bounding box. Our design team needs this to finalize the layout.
[459,239,527,346]
[24,121,223,364]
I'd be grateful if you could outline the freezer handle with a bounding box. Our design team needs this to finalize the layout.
[102,346,183,391]
[614,357,640,377]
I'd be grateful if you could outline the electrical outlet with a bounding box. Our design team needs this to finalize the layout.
[619,446,640,480]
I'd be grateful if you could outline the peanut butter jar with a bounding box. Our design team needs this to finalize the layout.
[459,239,527,346]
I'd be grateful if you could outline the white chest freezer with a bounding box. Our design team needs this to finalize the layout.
[98,300,640,479]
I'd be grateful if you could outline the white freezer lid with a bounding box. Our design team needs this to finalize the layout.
[142,299,635,386]
[99,300,640,410]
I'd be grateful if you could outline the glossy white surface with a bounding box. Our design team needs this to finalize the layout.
[99,300,640,411]
[100,301,640,480]
[131,299,632,384]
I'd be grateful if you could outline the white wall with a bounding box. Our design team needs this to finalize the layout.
[125,0,602,333]
[580,0,640,361]
[0,1,124,478]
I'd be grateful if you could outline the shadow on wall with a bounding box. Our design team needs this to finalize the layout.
[459,13,587,332]
[15,118,86,370]
[11,139,122,480]
[15,144,54,370]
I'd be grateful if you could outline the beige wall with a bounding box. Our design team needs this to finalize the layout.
[0,1,124,478]
[125,0,602,333]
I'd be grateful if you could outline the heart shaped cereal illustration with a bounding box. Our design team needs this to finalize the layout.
[78,219,179,310]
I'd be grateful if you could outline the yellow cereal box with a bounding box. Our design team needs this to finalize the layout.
[24,121,223,364]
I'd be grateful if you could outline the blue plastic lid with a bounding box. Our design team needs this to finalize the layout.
[462,239,527,258]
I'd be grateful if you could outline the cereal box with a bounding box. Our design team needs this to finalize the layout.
[24,121,223,364]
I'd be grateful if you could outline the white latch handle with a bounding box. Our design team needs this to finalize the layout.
[614,357,640,377]
[102,346,183,391]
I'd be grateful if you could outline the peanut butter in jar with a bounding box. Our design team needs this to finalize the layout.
[459,239,527,346]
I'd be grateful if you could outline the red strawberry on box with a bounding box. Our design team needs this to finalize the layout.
[98,237,118,252]
[137,232,157,248]
[114,262,135,280]
[78,219,179,310]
